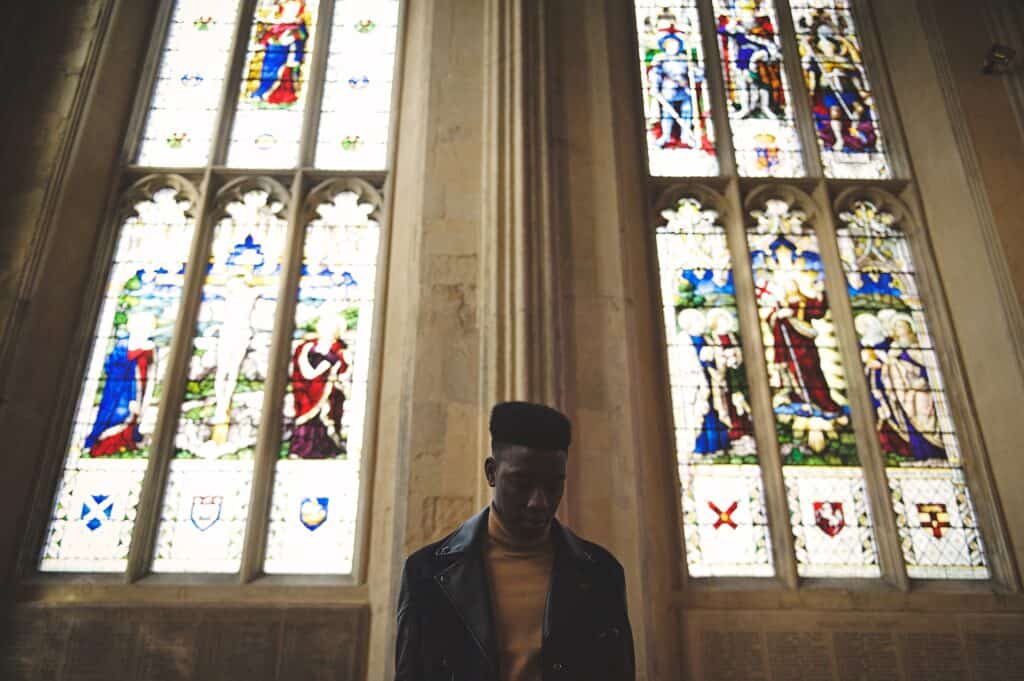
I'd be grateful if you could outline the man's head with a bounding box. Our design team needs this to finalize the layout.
[485,402,570,541]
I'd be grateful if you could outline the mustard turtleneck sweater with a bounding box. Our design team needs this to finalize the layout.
[483,503,555,681]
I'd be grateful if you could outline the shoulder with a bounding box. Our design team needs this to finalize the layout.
[559,525,626,582]
[402,535,449,577]
[400,515,473,586]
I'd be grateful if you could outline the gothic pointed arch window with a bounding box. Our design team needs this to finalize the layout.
[638,0,1007,584]
[36,0,402,577]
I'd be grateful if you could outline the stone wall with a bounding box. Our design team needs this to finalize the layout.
[2,604,368,680]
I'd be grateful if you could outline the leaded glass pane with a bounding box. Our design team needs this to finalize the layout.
[40,188,196,572]
[264,190,379,574]
[656,197,772,576]
[746,197,878,576]
[314,0,401,170]
[137,0,243,167]
[837,200,988,578]
[153,188,288,572]
[226,0,322,168]
[635,1,718,177]
[791,1,891,179]
[712,0,805,177]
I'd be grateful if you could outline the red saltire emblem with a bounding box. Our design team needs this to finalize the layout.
[813,501,845,537]
[917,503,951,538]
[708,501,738,529]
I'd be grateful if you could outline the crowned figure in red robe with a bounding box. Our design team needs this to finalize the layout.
[287,320,348,459]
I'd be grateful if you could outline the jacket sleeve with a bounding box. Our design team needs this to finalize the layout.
[395,560,423,681]
[615,564,636,681]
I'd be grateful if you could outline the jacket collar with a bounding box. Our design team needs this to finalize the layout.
[432,506,596,679]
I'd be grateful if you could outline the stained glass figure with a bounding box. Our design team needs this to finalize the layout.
[635,2,718,177]
[314,0,401,170]
[226,0,321,168]
[656,197,771,576]
[40,187,196,572]
[712,0,804,176]
[746,197,878,575]
[791,1,891,178]
[137,0,242,167]
[264,189,379,573]
[837,200,988,578]
[152,188,288,572]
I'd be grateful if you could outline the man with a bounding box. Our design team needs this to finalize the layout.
[395,401,635,681]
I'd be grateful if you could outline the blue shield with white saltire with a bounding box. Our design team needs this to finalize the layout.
[300,497,329,531]
[190,495,223,531]
[81,494,114,531]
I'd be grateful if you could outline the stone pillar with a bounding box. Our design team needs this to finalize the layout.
[546,1,686,679]
[365,0,566,675]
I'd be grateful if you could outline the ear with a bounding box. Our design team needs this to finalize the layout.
[484,456,497,487]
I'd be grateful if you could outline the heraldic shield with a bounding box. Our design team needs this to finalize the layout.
[813,501,845,537]
[300,497,329,531]
[190,495,224,531]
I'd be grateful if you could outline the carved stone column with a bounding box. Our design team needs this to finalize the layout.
[365,0,568,676]
[545,0,686,678]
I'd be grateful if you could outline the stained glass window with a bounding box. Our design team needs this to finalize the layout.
[264,186,379,574]
[656,197,771,576]
[712,0,804,177]
[314,0,401,170]
[137,0,243,167]
[791,1,890,179]
[635,1,718,177]
[837,200,987,578]
[152,188,288,573]
[226,0,321,168]
[746,198,878,576]
[41,0,401,578]
[40,186,196,572]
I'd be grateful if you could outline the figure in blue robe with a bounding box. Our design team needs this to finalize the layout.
[84,334,145,456]
[691,335,732,455]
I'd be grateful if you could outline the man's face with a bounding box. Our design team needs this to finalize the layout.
[485,444,567,541]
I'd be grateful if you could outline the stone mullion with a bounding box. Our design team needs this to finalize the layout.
[849,0,912,179]
[810,181,910,590]
[724,179,800,589]
[238,170,308,583]
[298,0,335,169]
[210,0,258,166]
[126,169,220,582]
[696,0,738,177]
[775,0,825,179]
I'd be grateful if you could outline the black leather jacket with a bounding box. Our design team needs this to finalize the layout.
[395,506,635,681]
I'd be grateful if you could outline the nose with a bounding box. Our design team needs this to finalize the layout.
[527,487,549,512]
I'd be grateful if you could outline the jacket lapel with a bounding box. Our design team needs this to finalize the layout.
[434,508,499,676]
[434,507,597,675]
[544,517,597,643]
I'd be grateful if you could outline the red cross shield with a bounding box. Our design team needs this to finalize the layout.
[813,501,845,537]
